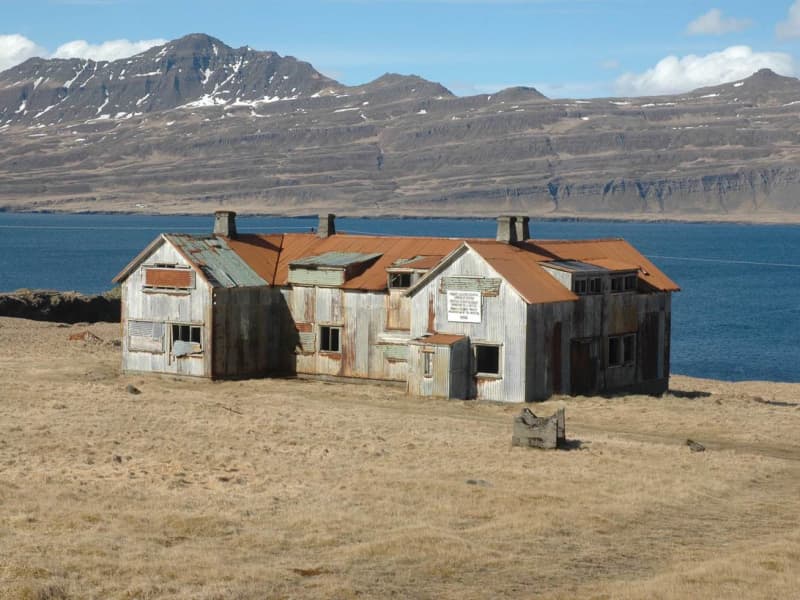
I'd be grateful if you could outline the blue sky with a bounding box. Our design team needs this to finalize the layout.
[2,0,800,97]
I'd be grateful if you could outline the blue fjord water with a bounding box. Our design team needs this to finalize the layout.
[0,212,798,383]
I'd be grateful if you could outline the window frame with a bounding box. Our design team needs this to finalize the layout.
[608,333,636,367]
[170,323,203,356]
[422,350,433,378]
[319,325,342,353]
[474,343,502,378]
[388,271,413,289]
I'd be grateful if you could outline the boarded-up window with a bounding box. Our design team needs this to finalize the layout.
[144,267,194,290]
[440,276,501,296]
[128,320,164,353]
[298,332,316,354]
[379,344,408,362]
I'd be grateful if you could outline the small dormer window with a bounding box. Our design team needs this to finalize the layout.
[389,272,412,289]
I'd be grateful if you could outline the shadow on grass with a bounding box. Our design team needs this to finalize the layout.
[558,438,586,451]
[753,397,800,408]
[668,389,712,399]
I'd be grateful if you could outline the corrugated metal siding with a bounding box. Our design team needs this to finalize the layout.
[122,242,210,377]
[410,248,528,403]
[288,268,345,287]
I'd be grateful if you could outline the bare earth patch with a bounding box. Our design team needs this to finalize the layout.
[1,316,798,599]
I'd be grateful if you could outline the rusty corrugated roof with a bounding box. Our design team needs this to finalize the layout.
[118,229,679,299]
[467,241,580,304]
[531,239,680,292]
[223,234,283,284]
[167,234,267,288]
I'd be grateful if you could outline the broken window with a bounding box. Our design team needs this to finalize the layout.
[474,344,501,376]
[172,324,202,356]
[608,333,635,367]
[320,325,341,353]
[423,351,433,377]
[389,272,412,289]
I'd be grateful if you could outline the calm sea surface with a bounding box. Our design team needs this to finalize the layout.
[1,212,798,383]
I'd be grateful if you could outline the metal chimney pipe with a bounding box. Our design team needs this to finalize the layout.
[515,215,530,241]
[213,211,237,238]
[318,213,336,238]
[496,216,518,243]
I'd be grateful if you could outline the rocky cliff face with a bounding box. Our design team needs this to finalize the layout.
[1,34,800,218]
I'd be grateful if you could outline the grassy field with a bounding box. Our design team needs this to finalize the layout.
[1,316,799,599]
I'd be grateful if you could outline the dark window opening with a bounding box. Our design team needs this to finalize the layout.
[611,276,623,293]
[573,278,587,294]
[320,325,341,353]
[608,333,636,367]
[623,334,635,364]
[589,277,602,294]
[423,351,433,377]
[389,272,412,289]
[624,275,638,291]
[475,344,500,375]
[608,336,621,366]
[171,324,202,354]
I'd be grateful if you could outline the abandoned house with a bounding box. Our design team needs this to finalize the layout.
[113,211,679,402]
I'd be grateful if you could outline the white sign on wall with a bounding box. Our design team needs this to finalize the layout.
[447,290,482,323]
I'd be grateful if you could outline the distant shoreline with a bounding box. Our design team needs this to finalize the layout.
[2,207,800,226]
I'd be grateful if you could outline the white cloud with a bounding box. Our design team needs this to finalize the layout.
[686,9,751,35]
[0,34,166,73]
[616,46,794,96]
[52,38,167,62]
[0,34,47,72]
[777,1,800,39]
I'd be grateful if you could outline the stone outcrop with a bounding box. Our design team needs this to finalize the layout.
[0,289,120,323]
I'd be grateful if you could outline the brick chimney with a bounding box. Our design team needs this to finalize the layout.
[213,211,237,237]
[496,216,518,243]
[515,216,530,241]
[318,213,336,238]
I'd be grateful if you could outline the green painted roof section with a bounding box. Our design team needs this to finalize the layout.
[290,251,383,269]
[166,234,268,288]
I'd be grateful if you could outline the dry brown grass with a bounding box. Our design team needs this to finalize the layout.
[1,316,799,599]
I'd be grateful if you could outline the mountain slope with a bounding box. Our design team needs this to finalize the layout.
[1,37,800,219]
[0,34,340,125]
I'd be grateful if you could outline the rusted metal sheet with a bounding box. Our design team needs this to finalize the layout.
[166,234,267,288]
[144,268,194,289]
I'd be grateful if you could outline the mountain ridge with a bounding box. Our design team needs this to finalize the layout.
[1,34,800,219]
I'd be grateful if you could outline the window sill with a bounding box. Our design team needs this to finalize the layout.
[475,373,502,381]
[143,288,191,296]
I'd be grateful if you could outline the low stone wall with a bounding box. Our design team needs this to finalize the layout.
[0,289,120,323]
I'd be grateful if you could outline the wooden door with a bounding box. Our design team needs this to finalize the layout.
[570,339,597,396]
